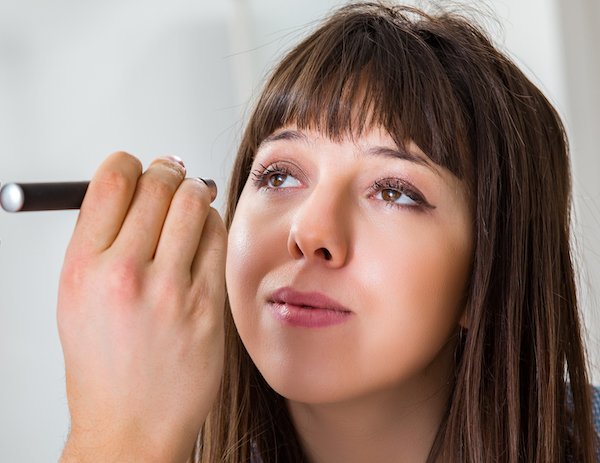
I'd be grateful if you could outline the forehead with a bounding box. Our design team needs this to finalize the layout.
[257,126,444,177]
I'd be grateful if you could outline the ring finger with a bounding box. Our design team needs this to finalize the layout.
[111,156,186,262]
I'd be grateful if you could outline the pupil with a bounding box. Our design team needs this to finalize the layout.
[382,189,400,201]
[271,173,286,187]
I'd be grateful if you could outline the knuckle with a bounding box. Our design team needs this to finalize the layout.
[177,183,210,216]
[111,151,143,170]
[138,174,178,200]
[96,166,138,195]
[193,178,214,199]
[150,157,186,179]
[103,256,144,303]
[60,252,94,290]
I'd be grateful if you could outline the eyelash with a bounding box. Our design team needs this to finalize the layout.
[369,178,429,210]
[251,162,296,189]
[250,162,432,211]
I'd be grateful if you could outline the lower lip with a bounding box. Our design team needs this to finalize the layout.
[268,302,352,328]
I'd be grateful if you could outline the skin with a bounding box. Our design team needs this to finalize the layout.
[227,126,473,463]
[57,152,226,463]
[57,125,471,462]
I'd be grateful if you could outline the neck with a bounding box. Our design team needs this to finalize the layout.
[286,345,457,463]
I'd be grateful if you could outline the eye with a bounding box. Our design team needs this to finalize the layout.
[377,187,418,206]
[266,172,300,188]
[251,162,302,190]
[371,178,432,210]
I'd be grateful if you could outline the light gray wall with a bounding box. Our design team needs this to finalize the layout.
[557,0,600,384]
[0,1,598,461]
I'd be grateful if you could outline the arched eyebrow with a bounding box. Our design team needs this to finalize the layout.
[364,146,432,168]
[259,129,438,173]
[259,129,308,147]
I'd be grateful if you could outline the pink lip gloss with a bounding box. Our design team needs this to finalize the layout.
[268,301,352,328]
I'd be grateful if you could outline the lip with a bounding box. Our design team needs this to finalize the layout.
[267,287,353,328]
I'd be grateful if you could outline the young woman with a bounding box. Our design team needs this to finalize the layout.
[57,2,599,462]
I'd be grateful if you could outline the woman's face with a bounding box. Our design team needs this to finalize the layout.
[226,125,473,404]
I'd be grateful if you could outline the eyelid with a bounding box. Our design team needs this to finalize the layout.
[368,177,435,210]
[250,160,435,209]
[250,160,307,189]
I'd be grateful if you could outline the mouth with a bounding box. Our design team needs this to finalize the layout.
[267,287,352,328]
[269,287,352,312]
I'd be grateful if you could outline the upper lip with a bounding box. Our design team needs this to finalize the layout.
[269,287,352,312]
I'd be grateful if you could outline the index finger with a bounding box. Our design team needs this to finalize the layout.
[68,151,142,255]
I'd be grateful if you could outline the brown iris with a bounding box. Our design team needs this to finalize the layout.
[381,189,401,202]
[269,173,287,187]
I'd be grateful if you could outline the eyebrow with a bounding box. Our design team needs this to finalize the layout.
[364,146,432,168]
[259,129,437,172]
[259,129,309,146]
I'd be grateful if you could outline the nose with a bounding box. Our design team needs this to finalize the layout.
[287,184,350,267]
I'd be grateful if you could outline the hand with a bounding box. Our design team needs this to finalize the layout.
[57,152,226,463]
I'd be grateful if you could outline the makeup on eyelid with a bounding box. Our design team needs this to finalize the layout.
[249,128,441,209]
[249,160,435,210]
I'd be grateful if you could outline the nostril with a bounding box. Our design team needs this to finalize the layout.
[318,248,332,260]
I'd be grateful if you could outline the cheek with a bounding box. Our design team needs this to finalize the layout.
[358,218,470,307]
[353,219,471,374]
[226,206,260,312]
[225,195,286,337]
[225,224,251,311]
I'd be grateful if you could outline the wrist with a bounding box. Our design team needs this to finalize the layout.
[60,424,195,463]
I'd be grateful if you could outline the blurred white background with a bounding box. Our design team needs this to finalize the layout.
[0,0,598,460]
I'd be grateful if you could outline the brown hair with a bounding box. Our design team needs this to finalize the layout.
[198,2,598,461]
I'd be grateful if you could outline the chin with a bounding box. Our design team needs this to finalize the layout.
[270,382,350,405]
[257,363,361,405]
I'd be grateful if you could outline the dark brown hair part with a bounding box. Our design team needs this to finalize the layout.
[198,2,598,462]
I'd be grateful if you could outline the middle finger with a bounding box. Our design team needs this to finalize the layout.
[112,156,186,261]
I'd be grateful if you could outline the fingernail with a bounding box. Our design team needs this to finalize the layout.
[165,155,185,168]
[198,178,217,202]
[153,155,186,170]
